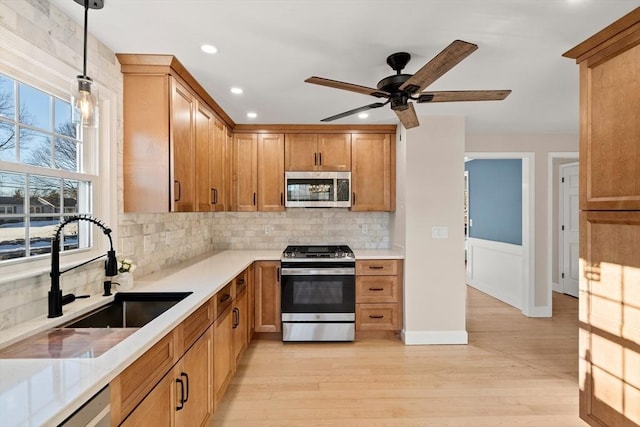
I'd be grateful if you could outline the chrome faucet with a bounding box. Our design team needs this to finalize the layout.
[49,215,118,318]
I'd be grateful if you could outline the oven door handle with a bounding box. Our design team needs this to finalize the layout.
[281,268,355,276]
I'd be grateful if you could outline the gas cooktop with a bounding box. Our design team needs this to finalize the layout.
[282,245,355,260]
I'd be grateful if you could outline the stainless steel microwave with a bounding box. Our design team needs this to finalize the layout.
[285,171,351,208]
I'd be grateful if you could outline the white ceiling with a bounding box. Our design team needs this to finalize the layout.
[55,0,638,133]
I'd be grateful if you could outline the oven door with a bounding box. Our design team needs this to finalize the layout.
[280,265,355,319]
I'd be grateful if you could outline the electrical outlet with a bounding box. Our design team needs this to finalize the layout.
[360,224,368,234]
[431,226,449,239]
[264,224,273,235]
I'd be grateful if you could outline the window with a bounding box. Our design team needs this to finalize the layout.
[0,73,95,262]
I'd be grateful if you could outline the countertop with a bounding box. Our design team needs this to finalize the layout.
[0,248,403,426]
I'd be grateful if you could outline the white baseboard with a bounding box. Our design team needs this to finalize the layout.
[527,306,552,317]
[552,281,561,293]
[401,329,468,345]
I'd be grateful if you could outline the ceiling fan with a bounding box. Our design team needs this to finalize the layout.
[305,40,511,129]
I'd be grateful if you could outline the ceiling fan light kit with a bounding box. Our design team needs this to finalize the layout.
[305,40,512,129]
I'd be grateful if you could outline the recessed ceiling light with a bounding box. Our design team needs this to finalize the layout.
[230,87,243,95]
[200,44,218,54]
[358,113,369,119]
[247,112,257,119]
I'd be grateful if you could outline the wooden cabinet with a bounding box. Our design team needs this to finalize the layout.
[118,54,233,213]
[213,303,234,405]
[355,259,403,331]
[233,133,284,211]
[232,285,249,364]
[563,9,640,427]
[285,133,351,171]
[113,318,213,427]
[351,133,396,211]
[254,261,281,333]
[195,106,229,212]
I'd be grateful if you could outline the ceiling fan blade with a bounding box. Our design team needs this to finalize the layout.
[417,90,512,103]
[306,76,390,98]
[320,102,388,122]
[399,40,478,94]
[394,103,419,129]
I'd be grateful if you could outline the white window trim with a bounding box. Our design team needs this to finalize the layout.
[0,26,118,283]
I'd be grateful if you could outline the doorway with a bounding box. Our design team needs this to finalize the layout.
[559,162,579,297]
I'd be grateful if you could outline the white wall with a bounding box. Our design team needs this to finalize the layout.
[394,116,467,344]
[466,134,578,313]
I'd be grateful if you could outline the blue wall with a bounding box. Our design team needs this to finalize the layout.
[465,159,522,245]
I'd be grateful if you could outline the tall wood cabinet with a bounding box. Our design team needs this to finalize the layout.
[563,8,640,427]
[118,54,234,213]
[254,261,281,333]
[351,133,396,211]
[232,133,285,211]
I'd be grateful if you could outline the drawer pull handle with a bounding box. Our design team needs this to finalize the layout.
[237,278,245,285]
[369,315,384,319]
[220,294,231,303]
[181,372,189,403]
[368,266,384,270]
[368,287,384,291]
[176,378,185,410]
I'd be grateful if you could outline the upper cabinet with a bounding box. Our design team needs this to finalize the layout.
[233,133,285,212]
[563,10,640,211]
[351,133,396,212]
[285,134,351,171]
[118,54,235,213]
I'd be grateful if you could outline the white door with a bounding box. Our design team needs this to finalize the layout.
[560,163,579,297]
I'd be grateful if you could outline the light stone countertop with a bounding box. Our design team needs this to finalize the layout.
[0,248,403,426]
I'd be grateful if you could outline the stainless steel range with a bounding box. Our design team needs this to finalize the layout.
[281,245,356,342]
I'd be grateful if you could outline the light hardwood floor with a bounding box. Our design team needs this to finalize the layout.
[212,287,585,426]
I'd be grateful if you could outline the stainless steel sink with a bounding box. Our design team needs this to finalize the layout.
[64,292,193,328]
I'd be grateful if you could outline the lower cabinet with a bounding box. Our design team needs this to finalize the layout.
[214,301,234,405]
[121,326,213,427]
[355,259,403,331]
[254,261,281,333]
[232,286,249,364]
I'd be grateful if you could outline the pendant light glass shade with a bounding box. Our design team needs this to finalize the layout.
[71,75,98,128]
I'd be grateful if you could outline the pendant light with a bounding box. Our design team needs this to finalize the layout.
[71,0,104,128]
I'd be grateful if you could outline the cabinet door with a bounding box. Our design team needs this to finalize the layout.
[579,43,640,211]
[351,133,395,211]
[210,119,227,212]
[232,288,249,364]
[194,102,214,212]
[232,134,258,211]
[254,261,281,333]
[171,78,196,212]
[175,327,213,427]
[579,211,640,426]
[121,369,175,427]
[317,134,351,171]
[285,134,317,171]
[257,133,285,211]
[213,307,234,404]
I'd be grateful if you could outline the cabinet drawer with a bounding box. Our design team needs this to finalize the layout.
[356,276,398,303]
[215,282,233,319]
[181,301,213,351]
[110,331,178,424]
[235,269,248,295]
[356,259,399,275]
[356,303,399,331]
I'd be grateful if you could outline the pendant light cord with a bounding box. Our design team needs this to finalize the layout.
[82,0,89,77]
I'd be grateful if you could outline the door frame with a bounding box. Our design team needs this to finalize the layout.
[558,161,579,296]
[546,152,578,311]
[464,152,535,316]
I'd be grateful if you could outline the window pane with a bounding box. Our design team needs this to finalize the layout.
[19,127,51,167]
[0,172,26,260]
[0,121,16,162]
[19,83,51,130]
[63,180,78,213]
[61,219,79,251]
[29,175,61,214]
[0,74,15,120]
[29,216,57,256]
[55,137,78,171]
[54,98,76,138]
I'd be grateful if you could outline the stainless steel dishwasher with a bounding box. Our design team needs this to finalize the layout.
[59,385,110,427]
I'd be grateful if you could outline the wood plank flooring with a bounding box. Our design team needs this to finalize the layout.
[212,287,585,426]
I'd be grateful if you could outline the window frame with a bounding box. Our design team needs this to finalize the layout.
[0,29,117,283]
